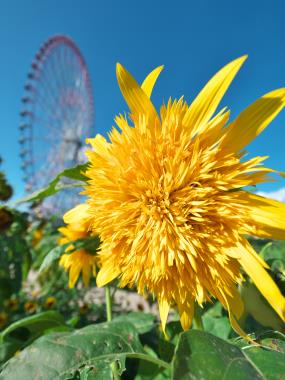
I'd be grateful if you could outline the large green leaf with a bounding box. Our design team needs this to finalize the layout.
[0,321,144,380]
[0,311,68,343]
[172,330,285,380]
[114,312,155,335]
[234,331,285,380]
[14,163,89,205]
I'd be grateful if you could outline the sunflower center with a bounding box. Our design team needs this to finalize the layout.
[142,188,171,220]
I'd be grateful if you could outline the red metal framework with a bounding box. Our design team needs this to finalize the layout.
[19,35,94,215]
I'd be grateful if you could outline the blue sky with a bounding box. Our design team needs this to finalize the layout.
[1,0,285,200]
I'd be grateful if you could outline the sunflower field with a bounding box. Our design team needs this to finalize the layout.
[1,57,285,380]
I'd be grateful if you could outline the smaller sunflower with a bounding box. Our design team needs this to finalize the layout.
[44,296,56,309]
[24,301,38,314]
[5,298,19,311]
[59,204,97,288]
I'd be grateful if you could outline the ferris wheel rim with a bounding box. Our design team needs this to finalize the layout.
[19,34,94,208]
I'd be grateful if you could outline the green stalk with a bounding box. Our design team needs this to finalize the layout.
[105,285,113,322]
[105,286,120,380]
[125,353,171,370]
[193,303,204,331]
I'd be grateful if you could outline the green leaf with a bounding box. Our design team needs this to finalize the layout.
[172,330,266,380]
[0,311,67,343]
[38,242,72,273]
[233,331,285,380]
[0,337,22,366]
[14,163,89,205]
[259,241,285,261]
[135,360,170,380]
[0,321,144,380]
[202,304,232,339]
[134,345,170,380]
[114,312,155,335]
[202,315,231,340]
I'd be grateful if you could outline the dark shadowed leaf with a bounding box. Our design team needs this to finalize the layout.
[0,338,22,366]
[0,311,67,342]
[171,330,285,380]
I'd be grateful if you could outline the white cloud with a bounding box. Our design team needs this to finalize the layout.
[257,187,285,203]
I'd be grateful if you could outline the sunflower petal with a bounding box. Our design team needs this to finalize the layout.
[68,259,82,288]
[158,297,170,333]
[177,300,194,331]
[238,242,285,322]
[141,65,164,98]
[237,192,285,240]
[63,204,90,225]
[218,288,254,343]
[227,287,244,319]
[82,264,91,287]
[96,264,121,287]
[116,63,159,123]
[221,88,285,152]
[182,55,247,136]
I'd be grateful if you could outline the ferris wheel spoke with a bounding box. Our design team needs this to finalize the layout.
[19,35,94,215]
[35,73,89,133]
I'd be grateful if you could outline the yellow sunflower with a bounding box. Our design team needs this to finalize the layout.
[85,56,285,336]
[5,298,19,311]
[44,296,56,309]
[59,203,97,288]
[24,301,38,314]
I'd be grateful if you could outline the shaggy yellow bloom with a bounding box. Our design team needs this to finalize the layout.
[59,204,97,288]
[85,56,285,335]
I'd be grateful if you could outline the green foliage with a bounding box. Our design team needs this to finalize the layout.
[0,212,31,302]
[201,302,232,339]
[172,330,285,380]
[0,171,13,202]
[1,320,284,379]
[15,163,89,205]
[0,311,69,365]
[0,321,144,379]
[114,312,155,335]
[0,311,69,342]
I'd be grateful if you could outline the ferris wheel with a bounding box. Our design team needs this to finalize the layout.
[19,35,94,216]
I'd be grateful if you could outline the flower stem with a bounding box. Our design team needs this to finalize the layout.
[105,285,113,322]
[105,286,120,380]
